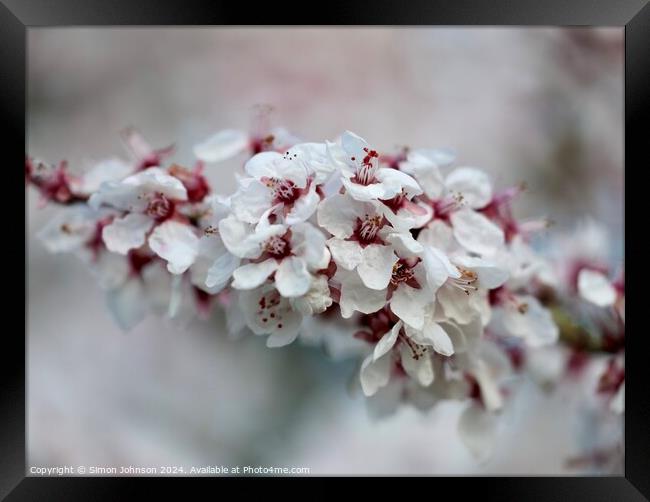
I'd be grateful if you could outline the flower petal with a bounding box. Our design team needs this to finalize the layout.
[231,259,279,290]
[327,238,363,270]
[337,269,386,317]
[193,129,249,163]
[360,352,392,397]
[285,183,320,225]
[275,256,311,297]
[390,284,430,330]
[450,208,504,256]
[102,213,154,254]
[317,193,364,238]
[373,320,402,361]
[357,244,397,290]
[578,269,617,307]
[445,167,492,209]
[457,402,498,460]
[105,279,147,331]
[399,344,434,386]
[148,220,200,275]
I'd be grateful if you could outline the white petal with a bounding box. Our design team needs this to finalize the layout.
[230,179,274,224]
[341,175,390,202]
[399,151,446,200]
[578,269,617,307]
[239,285,302,346]
[390,285,430,330]
[360,353,392,397]
[341,130,370,157]
[437,284,475,325]
[375,167,422,198]
[285,183,320,224]
[420,320,455,356]
[316,193,364,238]
[37,206,98,253]
[373,320,402,361]
[193,129,249,163]
[327,238,363,270]
[458,402,498,460]
[204,252,240,292]
[445,167,492,209]
[500,295,559,347]
[421,246,460,290]
[384,232,423,256]
[399,344,434,386]
[231,259,279,290]
[357,244,397,290]
[148,220,200,275]
[337,269,386,317]
[450,208,504,256]
[105,279,147,331]
[190,235,240,293]
[290,222,328,269]
[88,181,143,212]
[122,167,188,201]
[418,220,455,252]
[75,157,133,195]
[275,257,311,297]
[454,255,509,289]
[102,213,154,254]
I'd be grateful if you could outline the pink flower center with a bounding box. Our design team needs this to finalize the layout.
[264,234,291,259]
[146,193,174,221]
[355,214,384,244]
[352,147,379,186]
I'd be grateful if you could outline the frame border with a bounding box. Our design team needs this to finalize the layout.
[6,0,647,498]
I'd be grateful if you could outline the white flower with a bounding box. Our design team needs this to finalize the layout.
[577,269,617,308]
[37,204,111,254]
[318,193,424,291]
[70,157,133,196]
[193,126,300,164]
[402,152,504,256]
[238,283,304,347]
[230,145,326,225]
[490,293,559,348]
[89,167,200,274]
[230,221,329,298]
[193,129,250,163]
[289,274,333,316]
[329,131,422,203]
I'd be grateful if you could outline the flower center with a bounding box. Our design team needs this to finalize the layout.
[146,193,174,221]
[433,193,465,217]
[356,214,383,243]
[352,147,379,186]
[399,332,428,361]
[264,234,291,259]
[390,260,417,287]
[264,177,301,205]
[450,266,479,295]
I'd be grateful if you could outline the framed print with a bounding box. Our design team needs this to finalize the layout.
[3,0,648,498]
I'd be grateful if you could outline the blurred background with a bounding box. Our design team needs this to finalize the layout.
[27,28,624,475]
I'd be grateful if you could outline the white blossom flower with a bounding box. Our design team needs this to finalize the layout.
[577,269,617,308]
[238,283,304,347]
[318,193,424,291]
[402,151,504,256]
[89,167,200,274]
[328,131,422,203]
[229,220,329,298]
[229,144,329,225]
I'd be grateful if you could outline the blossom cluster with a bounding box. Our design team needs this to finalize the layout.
[28,124,590,457]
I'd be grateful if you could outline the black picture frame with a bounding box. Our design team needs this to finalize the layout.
[5,0,646,498]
